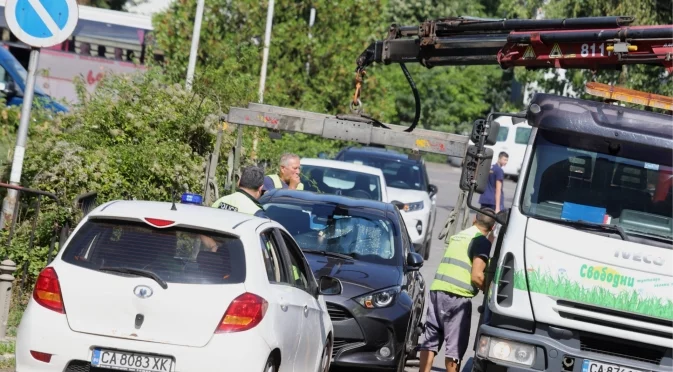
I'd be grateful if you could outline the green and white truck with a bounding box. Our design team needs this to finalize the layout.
[464,91,672,372]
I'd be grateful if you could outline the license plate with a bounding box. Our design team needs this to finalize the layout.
[582,359,646,372]
[91,348,173,372]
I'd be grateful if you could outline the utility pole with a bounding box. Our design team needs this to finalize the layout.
[258,0,275,103]
[306,7,316,76]
[185,0,206,91]
[252,0,275,157]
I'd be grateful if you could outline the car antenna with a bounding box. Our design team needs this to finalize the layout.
[171,172,178,211]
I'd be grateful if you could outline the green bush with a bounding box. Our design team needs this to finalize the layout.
[0,60,274,289]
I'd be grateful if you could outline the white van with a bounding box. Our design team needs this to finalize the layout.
[447,116,531,180]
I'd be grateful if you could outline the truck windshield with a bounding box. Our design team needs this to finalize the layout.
[520,129,672,244]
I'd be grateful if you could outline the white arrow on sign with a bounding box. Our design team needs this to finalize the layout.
[4,0,79,48]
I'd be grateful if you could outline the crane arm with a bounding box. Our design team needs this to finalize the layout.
[356,16,673,73]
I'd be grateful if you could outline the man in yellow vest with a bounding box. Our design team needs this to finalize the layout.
[263,153,304,192]
[212,165,304,283]
[211,165,268,219]
[417,208,496,372]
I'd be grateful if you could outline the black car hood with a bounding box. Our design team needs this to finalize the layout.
[304,252,403,298]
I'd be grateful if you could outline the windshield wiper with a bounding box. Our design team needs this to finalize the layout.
[303,249,354,260]
[99,266,168,289]
[535,216,628,241]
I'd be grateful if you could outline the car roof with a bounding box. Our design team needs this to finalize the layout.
[301,158,385,176]
[261,189,396,212]
[339,146,423,163]
[86,200,269,236]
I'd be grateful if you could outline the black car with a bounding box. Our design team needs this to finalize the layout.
[333,146,438,260]
[260,189,426,371]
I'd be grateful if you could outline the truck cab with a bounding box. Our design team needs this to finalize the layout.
[0,47,68,113]
[464,93,672,372]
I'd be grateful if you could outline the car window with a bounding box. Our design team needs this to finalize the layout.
[260,229,287,283]
[515,127,532,144]
[278,230,311,292]
[300,164,382,201]
[340,153,427,191]
[264,201,399,266]
[497,127,509,142]
[61,219,246,284]
[397,209,412,256]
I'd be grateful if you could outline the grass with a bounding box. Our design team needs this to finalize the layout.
[515,269,673,320]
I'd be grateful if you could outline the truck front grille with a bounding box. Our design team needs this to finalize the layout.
[579,333,667,365]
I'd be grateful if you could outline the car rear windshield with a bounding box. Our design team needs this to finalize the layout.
[301,164,382,200]
[340,153,427,191]
[61,218,246,284]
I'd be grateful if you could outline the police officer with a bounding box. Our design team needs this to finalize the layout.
[417,208,496,372]
[263,153,304,192]
[211,165,268,218]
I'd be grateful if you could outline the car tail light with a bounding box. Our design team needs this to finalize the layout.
[216,292,268,333]
[30,350,52,363]
[33,267,65,314]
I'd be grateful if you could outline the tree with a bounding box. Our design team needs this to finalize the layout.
[153,0,395,159]
[364,0,518,135]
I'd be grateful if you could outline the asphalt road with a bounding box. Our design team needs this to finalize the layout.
[404,162,518,372]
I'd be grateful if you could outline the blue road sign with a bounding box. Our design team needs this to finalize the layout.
[4,0,79,48]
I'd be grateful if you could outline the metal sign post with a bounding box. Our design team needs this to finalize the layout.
[0,0,79,230]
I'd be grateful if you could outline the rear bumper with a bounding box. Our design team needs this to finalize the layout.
[16,301,271,372]
[474,322,672,372]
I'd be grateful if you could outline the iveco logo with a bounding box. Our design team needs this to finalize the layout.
[614,250,665,266]
[133,285,154,299]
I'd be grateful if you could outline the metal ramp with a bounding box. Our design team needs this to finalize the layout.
[223,102,475,241]
[226,103,470,158]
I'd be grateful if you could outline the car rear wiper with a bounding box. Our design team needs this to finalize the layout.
[99,266,169,289]
[303,249,354,260]
[535,216,628,241]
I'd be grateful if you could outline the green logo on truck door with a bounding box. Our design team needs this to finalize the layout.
[500,267,673,320]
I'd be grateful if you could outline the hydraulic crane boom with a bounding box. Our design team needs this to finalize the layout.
[356,16,673,73]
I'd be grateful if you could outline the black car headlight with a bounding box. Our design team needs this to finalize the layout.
[354,286,401,309]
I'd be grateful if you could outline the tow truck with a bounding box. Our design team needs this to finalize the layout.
[220,15,673,372]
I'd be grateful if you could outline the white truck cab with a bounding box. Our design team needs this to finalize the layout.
[461,93,673,372]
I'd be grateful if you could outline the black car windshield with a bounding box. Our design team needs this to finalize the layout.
[263,201,400,266]
[340,152,426,191]
[300,164,382,200]
[520,129,672,245]
[61,219,246,284]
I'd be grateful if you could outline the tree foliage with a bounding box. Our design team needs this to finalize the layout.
[2,0,671,290]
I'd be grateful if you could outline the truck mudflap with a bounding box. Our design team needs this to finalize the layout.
[471,323,672,372]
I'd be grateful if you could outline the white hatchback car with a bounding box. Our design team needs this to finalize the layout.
[16,199,342,372]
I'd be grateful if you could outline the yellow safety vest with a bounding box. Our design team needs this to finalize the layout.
[268,174,304,191]
[430,225,483,297]
[211,190,263,215]
[263,234,301,282]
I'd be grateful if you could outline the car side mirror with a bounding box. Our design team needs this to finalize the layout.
[318,276,343,295]
[470,118,500,146]
[0,81,16,97]
[406,252,424,270]
[459,145,494,194]
[428,184,438,198]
